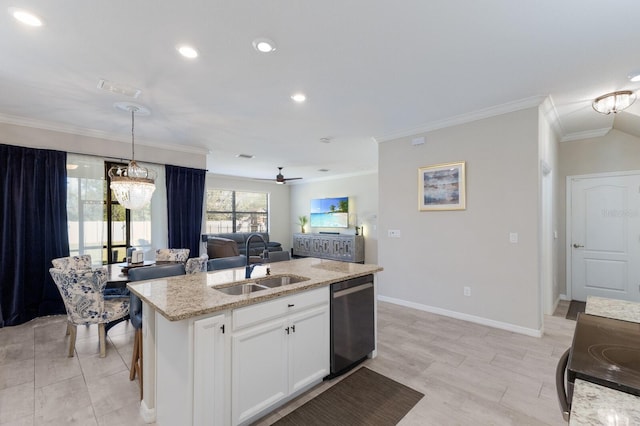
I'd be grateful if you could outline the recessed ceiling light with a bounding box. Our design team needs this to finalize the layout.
[629,71,640,82]
[9,7,43,27]
[318,169,330,172]
[319,137,331,143]
[291,93,306,103]
[177,45,199,59]
[252,38,276,53]
[236,154,255,159]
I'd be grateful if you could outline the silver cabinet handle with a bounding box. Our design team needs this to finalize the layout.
[573,243,584,248]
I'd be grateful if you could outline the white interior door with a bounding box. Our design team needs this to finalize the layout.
[570,173,640,302]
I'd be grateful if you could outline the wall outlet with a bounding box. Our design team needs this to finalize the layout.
[509,232,518,243]
[463,286,471,297]
[388,229,401,238]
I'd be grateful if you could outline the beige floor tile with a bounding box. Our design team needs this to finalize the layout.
[0,359,34,390]
[96,400,154,426]
[0,382,34,424]
[78,351,128,382]
[86,370,141,418]
[0,341,34,366]
[34,376,93,425]
[33,356,82,389]
[0,414,35,426]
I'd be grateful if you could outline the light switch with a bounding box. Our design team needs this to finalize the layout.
[388,229,401,238]
[509,232,518,243]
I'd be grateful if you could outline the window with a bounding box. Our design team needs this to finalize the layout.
[67,154,153,264]
[205,189,269,233]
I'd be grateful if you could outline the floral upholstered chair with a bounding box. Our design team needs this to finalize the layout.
[49,258,130,358]
[51,254,92,271]
[155,248,190,263]
[185,254,209,274]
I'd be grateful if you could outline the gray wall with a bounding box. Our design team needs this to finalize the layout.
[290,173,379,264]
[557,129,640,296]
[378,108,542,332]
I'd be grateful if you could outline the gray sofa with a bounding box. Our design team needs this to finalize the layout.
[205,232,282,257]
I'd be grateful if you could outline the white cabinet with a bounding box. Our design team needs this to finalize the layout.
[231,287,329,425]
[194,314,229,426]
[155,311,230,426]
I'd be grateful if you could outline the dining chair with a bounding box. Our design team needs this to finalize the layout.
[265,251,291,262]
[185,254,209,274]
[155,248,190,263]
[127,263,186,399]
[49,264,130,358]
[207,255,247,271]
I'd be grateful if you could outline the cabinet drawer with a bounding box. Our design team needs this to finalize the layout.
[232,287,328,331]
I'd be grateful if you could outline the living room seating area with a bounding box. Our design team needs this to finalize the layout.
[204,232,283,257]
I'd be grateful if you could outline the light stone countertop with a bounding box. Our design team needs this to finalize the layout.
[127,257,383,321]
[570,297,640,426]
[570,380,640,426]
[586,296,640,323]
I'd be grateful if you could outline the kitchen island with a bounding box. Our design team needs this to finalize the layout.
[127,257,383,425]
[568,296,640,426]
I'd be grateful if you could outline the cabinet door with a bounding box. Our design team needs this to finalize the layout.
[194,314,228,426]
[288,304,330,394]
[232,319,288,425]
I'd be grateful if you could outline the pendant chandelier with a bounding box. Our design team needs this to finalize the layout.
[108,104,156,210]
[592,90,636,115]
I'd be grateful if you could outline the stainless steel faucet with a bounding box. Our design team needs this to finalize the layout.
[245,233,269,278]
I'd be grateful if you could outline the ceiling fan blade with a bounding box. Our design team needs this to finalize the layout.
[284,177,303,181]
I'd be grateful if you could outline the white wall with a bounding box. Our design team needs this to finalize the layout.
[378,108,541,333]
[0,122,206,169]
[205,174,291,251]
[557,129,640,296]
[289,173,379,264]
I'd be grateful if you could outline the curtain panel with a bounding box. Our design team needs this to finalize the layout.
[165,165,206,258]
[0,144,69,327]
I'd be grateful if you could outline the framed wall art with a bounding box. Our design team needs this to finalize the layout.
[418,161,466,211]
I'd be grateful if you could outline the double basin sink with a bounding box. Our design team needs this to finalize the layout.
[215,275,309,296]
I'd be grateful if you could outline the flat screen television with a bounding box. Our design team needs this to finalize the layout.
[310,196,349,228]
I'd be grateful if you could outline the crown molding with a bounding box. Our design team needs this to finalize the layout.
[0,112,209,155]
[560,127,611,142]
[376,95,547,143]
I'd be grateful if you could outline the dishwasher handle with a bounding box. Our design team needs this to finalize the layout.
[333,282,373,298]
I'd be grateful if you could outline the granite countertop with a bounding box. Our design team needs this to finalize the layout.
[570,297,640,425]
[127,257,383,321]
[570,379,640,426]
[586,296,640,323]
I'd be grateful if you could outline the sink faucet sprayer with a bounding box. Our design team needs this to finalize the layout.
[245,233,270,278]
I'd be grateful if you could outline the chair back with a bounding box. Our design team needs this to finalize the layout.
[49,267,111,325]
[207,237,239,258]
[128,263,186,329]
[185,254,209,274]
[156,248,190,263]
[51,255,92,272]
[266,251,290,262]
[207,255,247,271]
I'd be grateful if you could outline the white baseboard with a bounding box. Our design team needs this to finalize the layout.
[559,294,569,301]
[139,400,156,424]
[377,295,543,338]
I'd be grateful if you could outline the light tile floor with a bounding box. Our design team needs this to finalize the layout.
[1,302,576,425]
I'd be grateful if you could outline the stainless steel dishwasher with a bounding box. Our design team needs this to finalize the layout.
[328,274,375,378]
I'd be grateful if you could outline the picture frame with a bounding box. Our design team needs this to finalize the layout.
[418,161,466,211]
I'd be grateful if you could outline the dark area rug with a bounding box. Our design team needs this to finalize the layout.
[566,300,586,320]
[272,367,423,426]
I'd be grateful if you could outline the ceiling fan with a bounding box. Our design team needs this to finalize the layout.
[258,167,302,184]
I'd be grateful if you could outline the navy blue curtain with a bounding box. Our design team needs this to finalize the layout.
[165,165,206,257]
[0,144,69,327]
